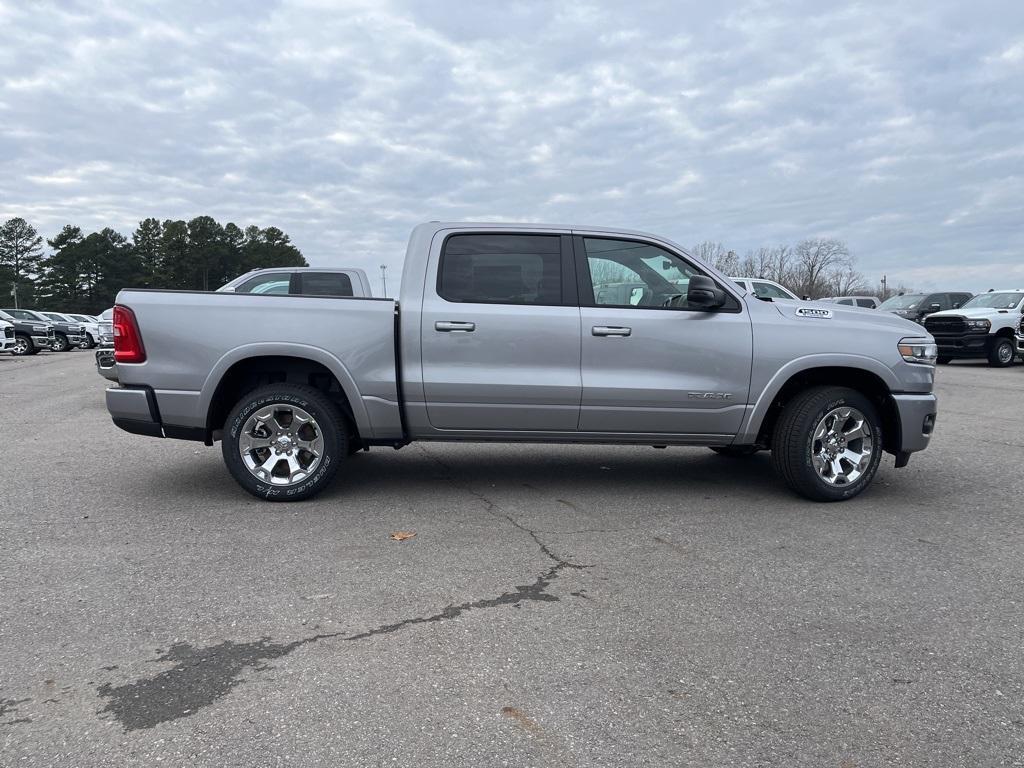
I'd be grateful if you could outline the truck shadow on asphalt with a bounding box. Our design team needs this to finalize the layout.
[138,445,796,506]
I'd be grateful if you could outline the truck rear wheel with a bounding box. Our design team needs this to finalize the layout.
[770,386,882,502]
[222,383,347,501]
[988,337,1015,367]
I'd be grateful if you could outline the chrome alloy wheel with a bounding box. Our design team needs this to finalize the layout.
[810,406,874,486]
[238,404,325,485]
[13,337,29,354]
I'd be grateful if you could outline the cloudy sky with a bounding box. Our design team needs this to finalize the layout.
[2,0,1022,295]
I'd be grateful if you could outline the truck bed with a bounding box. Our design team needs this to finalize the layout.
[112,289,402,440]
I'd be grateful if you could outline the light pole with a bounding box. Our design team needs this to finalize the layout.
[380,264,388,297]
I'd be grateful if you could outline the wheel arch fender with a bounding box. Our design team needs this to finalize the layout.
[199,342,372,437]
[738,354,900,444]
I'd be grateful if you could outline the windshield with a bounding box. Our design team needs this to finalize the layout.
[961,292,1024,310]
[42,312,65,321]
[878,294,924,310]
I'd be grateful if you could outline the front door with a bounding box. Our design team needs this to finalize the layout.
[575,235,753,436]
[420,232,582,432]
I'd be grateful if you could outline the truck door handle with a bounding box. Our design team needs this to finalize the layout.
[435,321,476,332]
[592,326,631,337]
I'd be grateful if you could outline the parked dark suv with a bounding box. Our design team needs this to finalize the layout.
[878,292,973,324]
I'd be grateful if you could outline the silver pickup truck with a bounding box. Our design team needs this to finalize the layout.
[105,222,938,503]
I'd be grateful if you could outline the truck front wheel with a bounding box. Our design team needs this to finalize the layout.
[222,383,347,501]
[770,386,883,502]
[12,334,35,355]
[988,337,1015,367]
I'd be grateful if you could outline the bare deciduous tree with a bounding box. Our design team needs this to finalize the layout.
[793,238,850,298]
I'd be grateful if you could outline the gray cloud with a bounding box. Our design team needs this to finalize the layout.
[1,0,1022,293]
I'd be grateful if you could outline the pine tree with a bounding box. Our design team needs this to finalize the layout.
[0,217,44,307]
[132,218,162,287]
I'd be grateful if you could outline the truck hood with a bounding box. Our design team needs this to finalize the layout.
[771,299,925,334]
[927,307,1018,320]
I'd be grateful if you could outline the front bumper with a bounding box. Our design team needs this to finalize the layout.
[31,334,54,349]
[95,349,117,381]
[930,331,991,358]
[1016,334,1024,357]
[892,393,937,459]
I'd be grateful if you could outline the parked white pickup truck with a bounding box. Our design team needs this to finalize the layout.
[105,222,938,503]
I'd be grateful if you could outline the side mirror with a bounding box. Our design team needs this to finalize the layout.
[929,303,941,312]
[801,295,811,301]
[220,286,236,293]
[687,275,725,309]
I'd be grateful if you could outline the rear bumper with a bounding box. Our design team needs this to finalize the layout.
[892,392,937,457]
[106,385,208,442]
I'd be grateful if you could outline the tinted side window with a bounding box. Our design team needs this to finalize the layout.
[235,274,292,295]
[856,298,876,308]
[439,234,562,305]
[837,299,853,306]
[298,272,354,297]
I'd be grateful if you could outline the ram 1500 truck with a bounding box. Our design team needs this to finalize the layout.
[105,222,938,503]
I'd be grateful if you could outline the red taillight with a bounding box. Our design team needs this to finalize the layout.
[113,305,146,363]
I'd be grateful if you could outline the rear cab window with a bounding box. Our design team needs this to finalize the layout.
[438,234,563,305]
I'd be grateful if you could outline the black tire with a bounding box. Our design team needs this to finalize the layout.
[770,386,883,502]
[12,334,36,356]
[84,333,96,349]
[936,356,951,365]
[710,445,760,457]
[988,337,1015,367]
[52,333,70,352]
[222,383,347,501]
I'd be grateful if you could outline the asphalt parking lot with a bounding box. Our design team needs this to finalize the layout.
[1,351,1022,767]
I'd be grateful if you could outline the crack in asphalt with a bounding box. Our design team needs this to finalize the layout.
[0,696,31,726]
[94,446,590,732]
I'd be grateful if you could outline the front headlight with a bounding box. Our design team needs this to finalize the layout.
[966,319,991,331]
[899,339,938,365]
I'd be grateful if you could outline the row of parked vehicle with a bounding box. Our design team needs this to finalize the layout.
[0,307,114,356]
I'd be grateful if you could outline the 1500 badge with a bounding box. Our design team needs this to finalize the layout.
[795,307,833,319]
[688,392,733,400]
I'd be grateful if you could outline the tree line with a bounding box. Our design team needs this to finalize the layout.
[0,216,307,314]
[691,238,912,299]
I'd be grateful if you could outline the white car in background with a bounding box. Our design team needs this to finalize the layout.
[218,267,374,297]
[821,296,882,309]
[95,308,117,381]
[730,276,801,301]
[0,317,14,353]
[66,313,101,348]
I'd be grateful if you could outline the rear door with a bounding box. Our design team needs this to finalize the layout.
[575,235,753,436]
[420,232,582,431]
